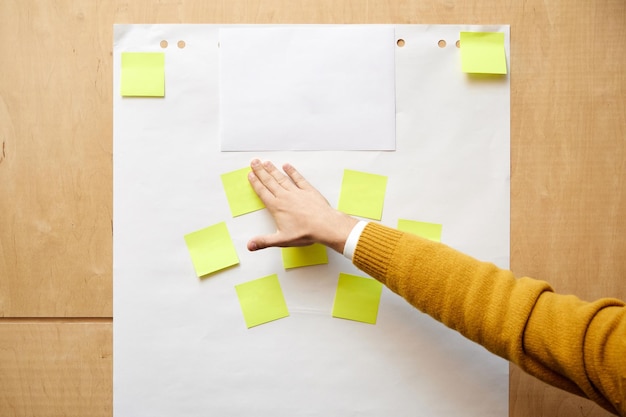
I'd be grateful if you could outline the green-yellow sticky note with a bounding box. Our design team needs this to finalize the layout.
[337,169,388,220]
[220,167,265,217]
[281,244,328,269]
[459,31,507,74]
[397,219,443,242]
[120,52,165,97]
[332,273,383,324]
[235,274,290,328]
[183,222,239,277]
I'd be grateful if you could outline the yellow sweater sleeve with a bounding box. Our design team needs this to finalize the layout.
[353,222,626,416]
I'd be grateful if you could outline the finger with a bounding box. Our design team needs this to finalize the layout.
[250,159,283,197]
[263,160,295,191]
[247,233,281,251]
[247,238,261,251]
[248,169,275,203]
[283,163,311,190]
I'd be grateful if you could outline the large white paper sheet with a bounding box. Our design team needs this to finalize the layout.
[219,26,396,151]
[114,24,510,417]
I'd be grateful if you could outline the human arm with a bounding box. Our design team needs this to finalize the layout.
[353,222,625,416]
[247,160,626,415]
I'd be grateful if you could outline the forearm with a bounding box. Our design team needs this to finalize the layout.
[352,222,625,415]
[352,222,547,360]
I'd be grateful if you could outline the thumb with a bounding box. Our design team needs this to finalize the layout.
[247,233,280,251]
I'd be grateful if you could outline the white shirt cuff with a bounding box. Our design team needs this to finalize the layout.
[342,221,368,261]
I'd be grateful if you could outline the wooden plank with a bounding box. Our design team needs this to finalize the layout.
[0,321,112,417]
[0,0,113,317]
[509,1,625,415]
[510,366,617,417]
[0,0,623,415]
[510,0,626,300]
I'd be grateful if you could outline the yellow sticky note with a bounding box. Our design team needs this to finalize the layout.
[281,244,328,269]
[235,274,290,328]
[221,167,265,217]
[332,273,383,324]
[121,52,165,97]
[397,219,443,242]
[460,32,507,74]
[183,222,239,277]
[337,169,388,220]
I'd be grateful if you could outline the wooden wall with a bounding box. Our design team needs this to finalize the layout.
[1,1,624,415]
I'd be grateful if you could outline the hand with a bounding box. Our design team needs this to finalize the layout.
[247,159,358,253]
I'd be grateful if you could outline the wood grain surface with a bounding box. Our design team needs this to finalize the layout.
[0,320,112,416]
[0,0,624,415]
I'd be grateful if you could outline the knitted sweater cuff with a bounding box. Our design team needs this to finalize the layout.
[352,222,403,283]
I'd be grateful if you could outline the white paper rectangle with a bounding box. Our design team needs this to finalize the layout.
[219,26,396,151]
[114,24,510,417]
